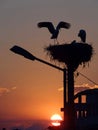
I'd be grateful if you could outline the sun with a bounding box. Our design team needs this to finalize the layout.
[50,114,63,126]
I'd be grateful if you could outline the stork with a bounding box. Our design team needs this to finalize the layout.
[78,29,86,43]
[37,21,71,44]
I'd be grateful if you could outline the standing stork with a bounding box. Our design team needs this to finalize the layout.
[37,21,71,44]
[78,29,86,43]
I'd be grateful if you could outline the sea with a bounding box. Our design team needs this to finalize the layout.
[0,120,50,130]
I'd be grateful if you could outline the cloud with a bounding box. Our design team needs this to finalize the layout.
[75,84,98,93]
[11,86,17,90]
[0,86,16,96]
[58,83,98,94]
[0,87,10,96]
[58,87,63,91]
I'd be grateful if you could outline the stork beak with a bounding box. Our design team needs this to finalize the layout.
[78,32,80,37]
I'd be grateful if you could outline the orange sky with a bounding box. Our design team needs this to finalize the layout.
[0,0,98,121]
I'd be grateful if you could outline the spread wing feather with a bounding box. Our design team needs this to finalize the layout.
[37,22,55,34]
[57,21,71,30]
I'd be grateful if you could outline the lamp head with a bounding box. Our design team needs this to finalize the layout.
[10,45,35,61]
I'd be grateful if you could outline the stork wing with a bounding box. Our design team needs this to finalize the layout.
[37,22,55,34]
[57,21,71,30]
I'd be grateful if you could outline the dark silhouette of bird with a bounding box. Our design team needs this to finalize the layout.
[37,21,71,43]
[78,29,86,43]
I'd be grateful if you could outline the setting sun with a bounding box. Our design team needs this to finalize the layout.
[50,114,63,126]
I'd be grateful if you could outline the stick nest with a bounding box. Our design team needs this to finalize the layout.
[45,41,93,71]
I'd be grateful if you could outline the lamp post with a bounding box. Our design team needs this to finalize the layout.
[10,45,64,71]
[10,45,74,130]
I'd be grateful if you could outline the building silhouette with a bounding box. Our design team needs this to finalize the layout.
[74,88,98,130]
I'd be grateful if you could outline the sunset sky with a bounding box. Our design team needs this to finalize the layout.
[0,0,98,125]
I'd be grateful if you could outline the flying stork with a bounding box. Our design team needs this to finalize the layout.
[78,29,86,43]
[37,21,71,44]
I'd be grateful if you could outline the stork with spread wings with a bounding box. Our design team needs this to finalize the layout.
[37,21,71,44]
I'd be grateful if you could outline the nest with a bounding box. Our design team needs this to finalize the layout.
[45,41,93,71]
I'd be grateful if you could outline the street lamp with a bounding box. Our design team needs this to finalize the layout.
[10,45,64,71]
[10,45,67,129]
[10,45,36,61]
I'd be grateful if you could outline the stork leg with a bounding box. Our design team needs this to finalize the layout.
[56,39,59,44]
[53,39,59,44]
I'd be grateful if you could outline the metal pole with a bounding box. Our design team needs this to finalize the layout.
[35,57,64,71]
[63,69,67,129]
[10,45,64,72]
[67,66,75,130]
